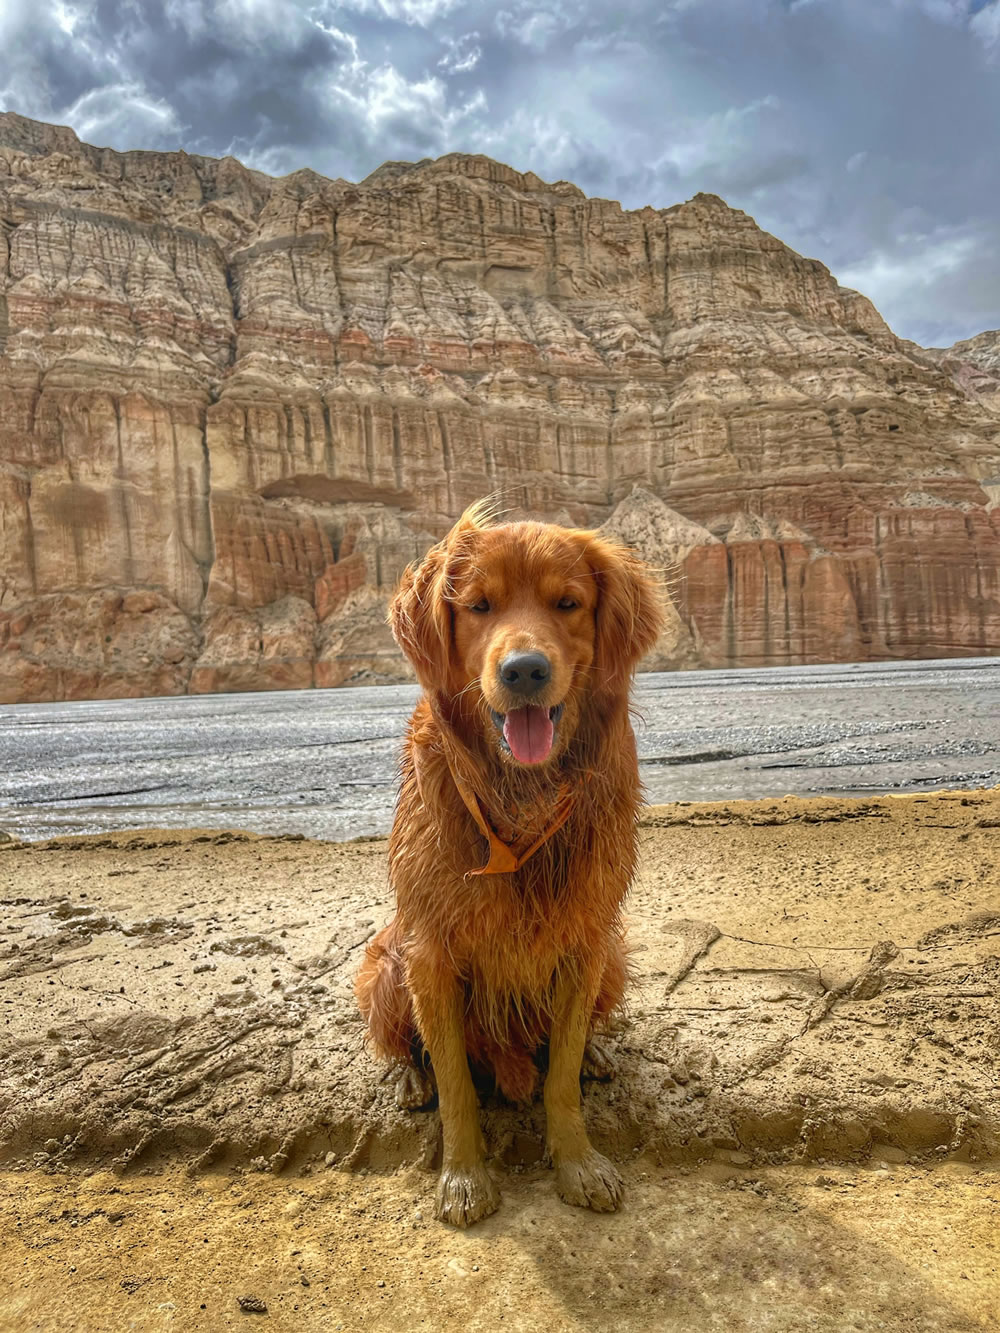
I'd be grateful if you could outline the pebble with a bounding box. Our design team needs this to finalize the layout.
[325,1152,337,1167]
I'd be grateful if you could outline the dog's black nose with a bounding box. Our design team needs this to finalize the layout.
[499,651,551,697]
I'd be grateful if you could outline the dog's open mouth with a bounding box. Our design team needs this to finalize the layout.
[490,703,564,765]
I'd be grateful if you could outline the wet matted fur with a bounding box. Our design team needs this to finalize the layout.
[355,503,663,1226]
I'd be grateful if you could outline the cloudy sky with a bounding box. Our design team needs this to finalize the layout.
[1,0,999,346]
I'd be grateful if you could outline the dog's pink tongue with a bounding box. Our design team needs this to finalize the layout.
[503,706,554,764]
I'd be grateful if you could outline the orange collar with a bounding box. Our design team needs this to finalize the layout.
[446,761,576,877]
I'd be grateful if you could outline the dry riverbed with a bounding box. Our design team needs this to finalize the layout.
[0,789,997,1330]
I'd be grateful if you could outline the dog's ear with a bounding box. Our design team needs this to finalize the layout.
[586,535,664,696]
[389,504,491,691]
[390,538,453,689]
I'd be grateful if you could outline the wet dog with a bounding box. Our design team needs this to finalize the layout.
[356,504,662,1225]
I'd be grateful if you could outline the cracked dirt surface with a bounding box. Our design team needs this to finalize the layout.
[0,788,998,1329]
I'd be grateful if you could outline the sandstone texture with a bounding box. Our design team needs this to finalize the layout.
[2,111,1000,701]
[927,329,1000,416]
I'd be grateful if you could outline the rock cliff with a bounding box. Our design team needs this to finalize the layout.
[926,330,1000,416]
[2,111,999,702]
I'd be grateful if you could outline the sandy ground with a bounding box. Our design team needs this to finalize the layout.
[0,789,998,1330]
[0,1163,996,1331]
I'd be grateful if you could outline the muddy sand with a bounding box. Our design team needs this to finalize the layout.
[0,789,997,1330]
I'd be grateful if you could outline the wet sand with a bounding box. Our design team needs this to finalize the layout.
[0,787,998,1329]
[5,658,1000,843]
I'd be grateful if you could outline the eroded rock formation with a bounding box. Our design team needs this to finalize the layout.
[2,110,999,701]
[926,329,1000,416]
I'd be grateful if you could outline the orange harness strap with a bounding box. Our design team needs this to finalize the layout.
[447,763,576,877]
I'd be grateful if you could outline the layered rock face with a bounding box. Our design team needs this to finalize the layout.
[2,111,999,702]
[926,330,1000,416]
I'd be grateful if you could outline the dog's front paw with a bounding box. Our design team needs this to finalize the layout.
[435,1163,500,1227]
[555,1151,623,1213]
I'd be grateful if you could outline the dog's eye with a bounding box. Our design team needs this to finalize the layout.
[557,597,579,611]
[469,599,491,614]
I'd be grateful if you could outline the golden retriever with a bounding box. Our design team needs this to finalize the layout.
[356,503,662,1226]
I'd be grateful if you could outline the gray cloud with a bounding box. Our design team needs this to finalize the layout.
[1,0,998,345]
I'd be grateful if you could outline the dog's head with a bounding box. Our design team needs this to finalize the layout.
[391,505,663,767]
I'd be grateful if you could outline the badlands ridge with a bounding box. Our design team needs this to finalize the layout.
[1,111,999,700]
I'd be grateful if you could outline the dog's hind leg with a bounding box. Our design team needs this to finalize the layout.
[582,1037,616,1082]
[583,938,628,1081]
[592,932,628,1020]
[355,921,416,1064]
[395,1061,435,1110]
